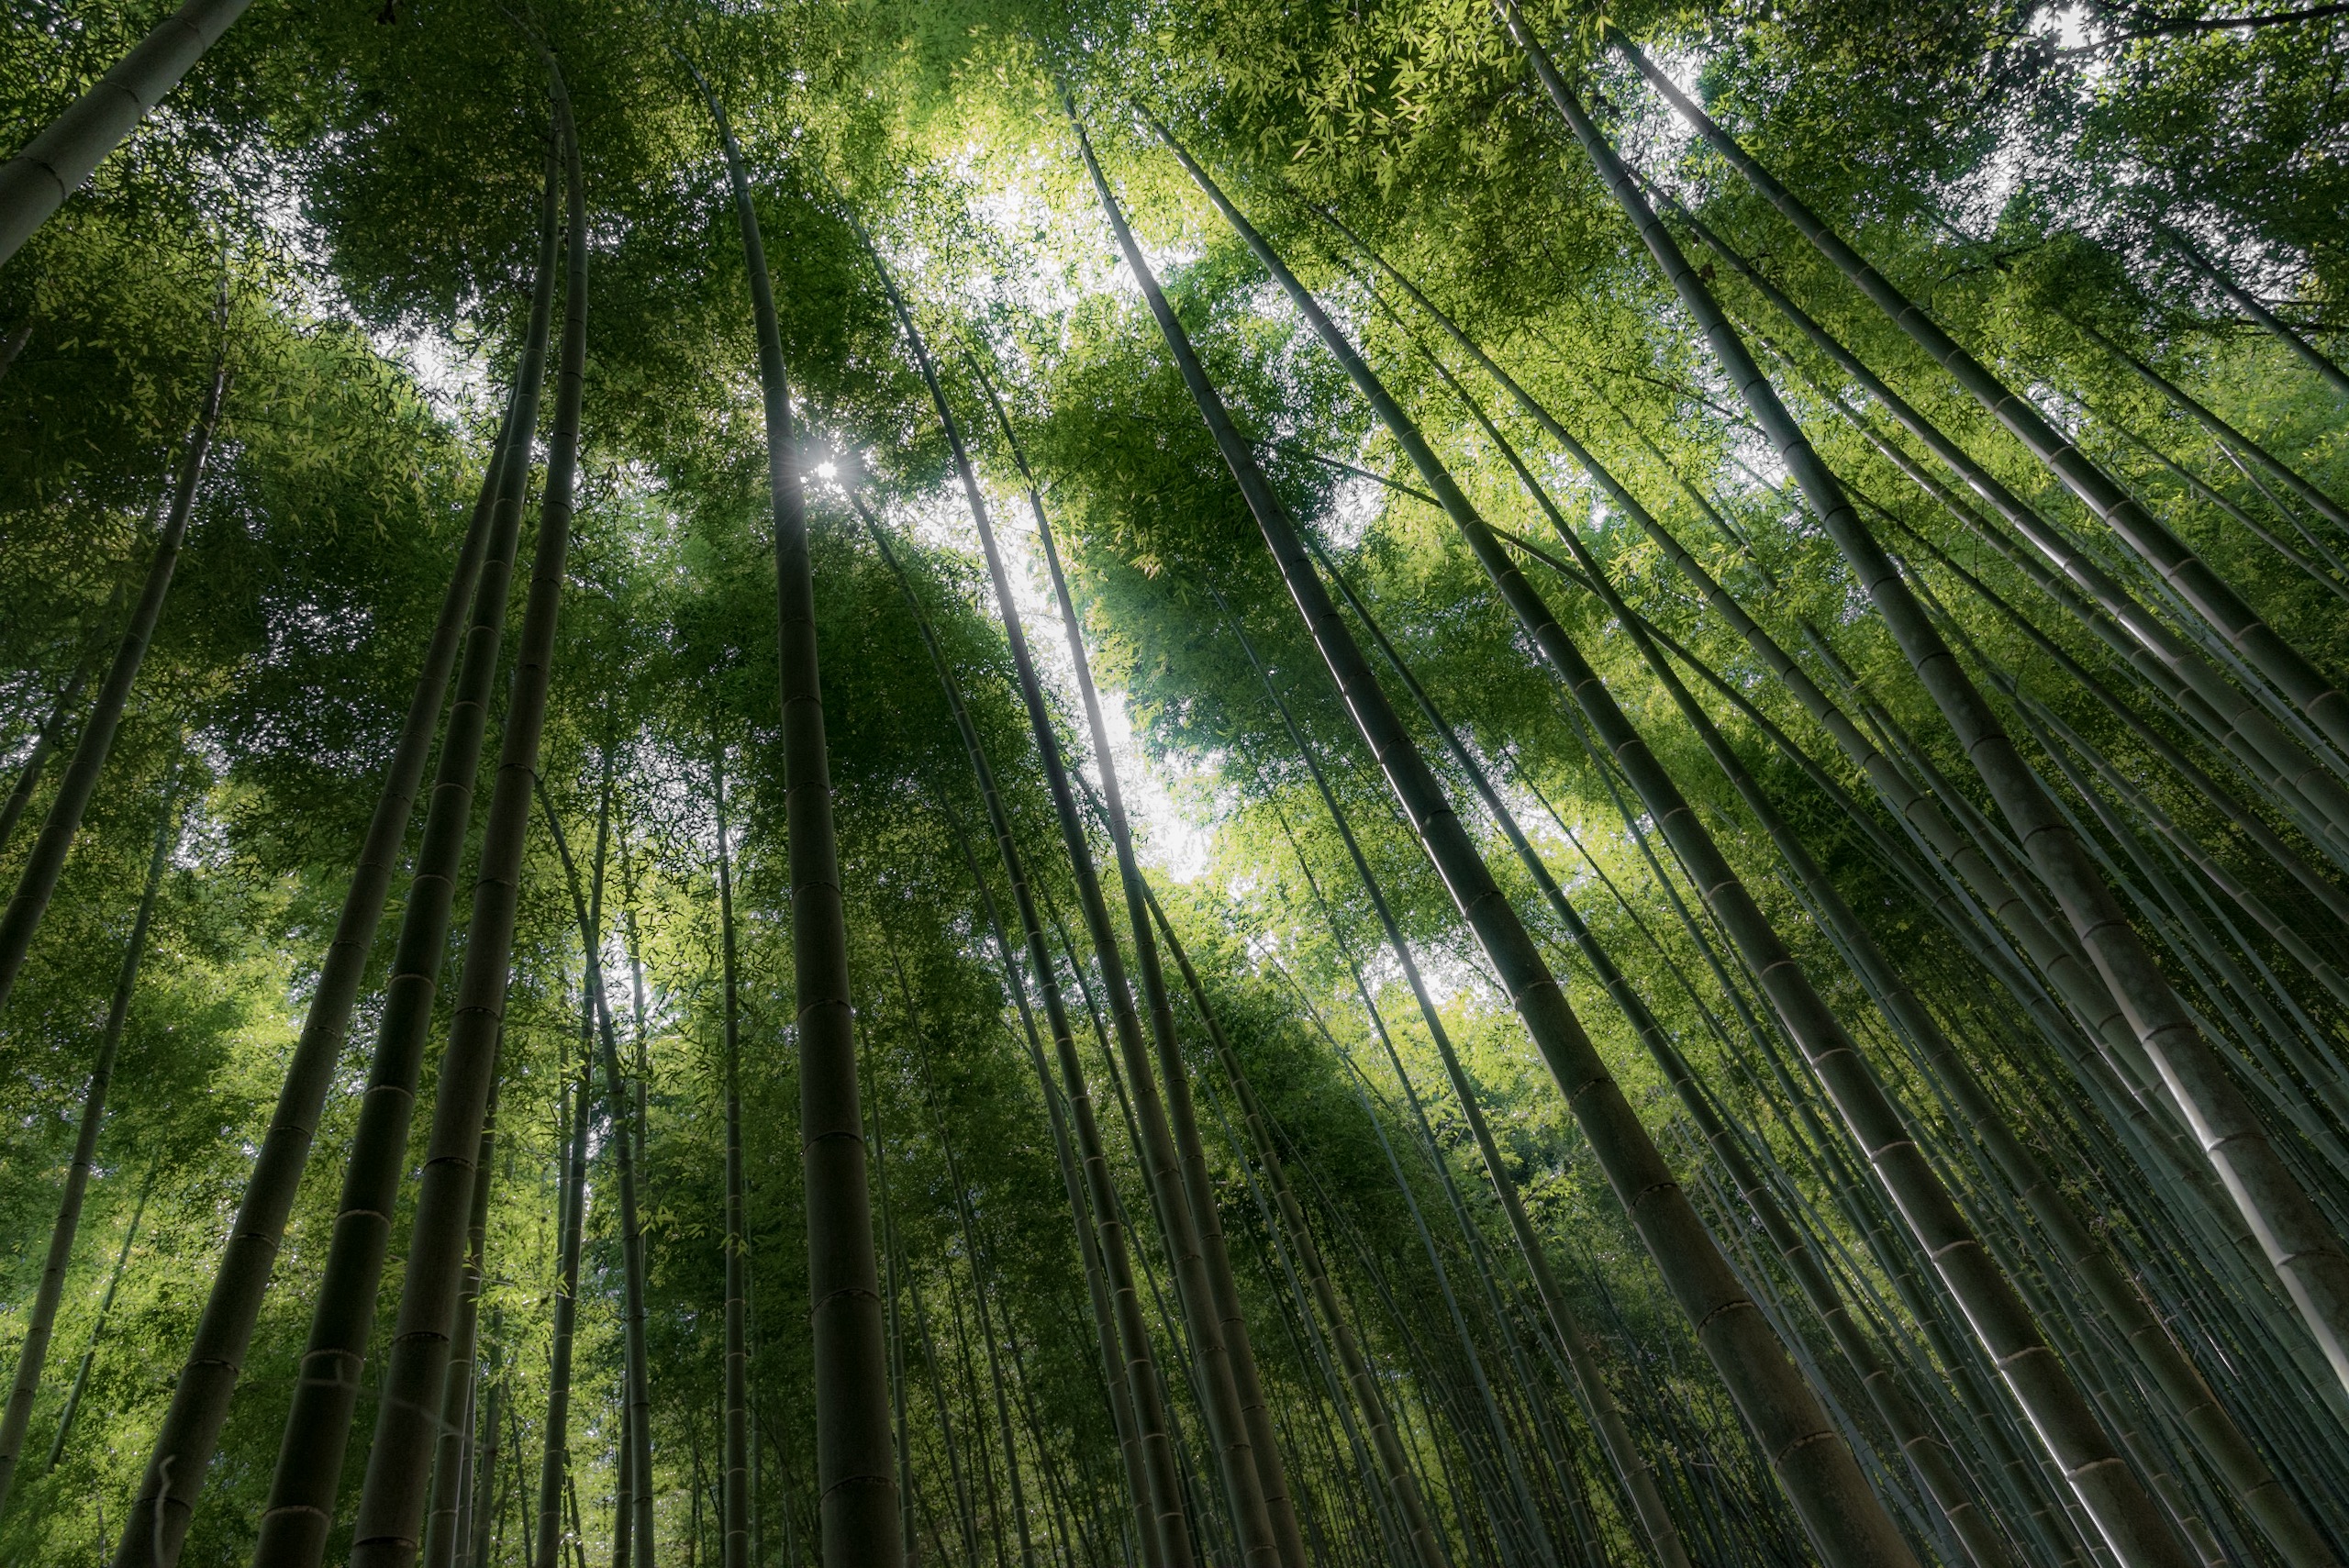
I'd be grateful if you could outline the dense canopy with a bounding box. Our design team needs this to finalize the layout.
[4,4,2349,1568]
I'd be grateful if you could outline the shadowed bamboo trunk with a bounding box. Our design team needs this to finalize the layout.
[2151,217,2349,404]
[2068,315,2349,537]
[1070,102,1915,1568]
[341,68,586,1566]
[1531,14,2349,1410]
[717,752,751,1568]
[111,168,540,1564]
[0,769,178,1516]
[850,221,1275,1565]
[853,496,1187,1568]
[681,60,899,1567]
[0,647,95,857]
[468,1319,506,1568]
[427,1087,502,1568]
[0,0,256,264]
[246,130,558,1568]
[0,349,220,1021]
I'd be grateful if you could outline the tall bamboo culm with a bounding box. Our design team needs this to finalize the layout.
[244,127,558,1568]
[341,65,587,1565]
[1069,100,1918,1568]
[681,61,901,1567]
[0,0,256,264]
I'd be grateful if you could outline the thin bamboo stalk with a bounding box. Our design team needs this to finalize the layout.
[1540,19,2349,1409]
[539,1019,596,1568]
[0,0,255,263]
[852,225,1275,1564]
[0,350,220,1019]
[718,752,751,1568]
[0,774,178,1514]
[2149,218,2349,403]
[1141,884,1453,1568]
[44,1162,153,1473]
[853,496,1188,1568]
[0,645,94,857]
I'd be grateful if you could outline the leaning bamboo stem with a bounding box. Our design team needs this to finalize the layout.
[0,0,256,264]
[1614,33,2349,782]
[340,70,586,1566]
[0,350,221,1019]
[0,773,178,1516]
[1085,101,1911,1568]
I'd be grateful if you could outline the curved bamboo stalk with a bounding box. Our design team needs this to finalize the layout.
[1076,103,1914,1568]
[340,69,587,1566]
[0,771,178,1516]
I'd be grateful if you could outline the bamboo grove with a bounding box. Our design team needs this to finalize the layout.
[5,0,2349,1566]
